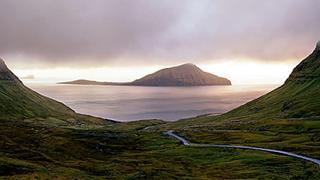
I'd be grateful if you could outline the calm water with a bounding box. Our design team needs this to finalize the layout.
[28,84,278,122]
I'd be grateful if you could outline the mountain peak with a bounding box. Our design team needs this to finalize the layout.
[0,58,9,71]
[177,63,202,70]
[285,41,320,83]
[0,58,21,82]
[316,41,320,50]
[180,63,196,67]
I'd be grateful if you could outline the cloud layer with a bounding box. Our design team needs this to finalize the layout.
[0,0,319,68]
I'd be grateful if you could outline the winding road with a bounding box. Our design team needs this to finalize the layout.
[165,130,320,166]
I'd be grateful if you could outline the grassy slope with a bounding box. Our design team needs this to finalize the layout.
[0,58,108,126]
[0,81,107,126]
[222,79,320,120]
[0,81,73,119]
[221,46,320,120]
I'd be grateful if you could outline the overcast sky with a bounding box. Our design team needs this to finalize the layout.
[0,0,319,69]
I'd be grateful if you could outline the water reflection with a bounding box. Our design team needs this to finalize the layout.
[28,84,278,121]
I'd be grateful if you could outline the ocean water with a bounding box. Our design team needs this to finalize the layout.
[28,84,278,122]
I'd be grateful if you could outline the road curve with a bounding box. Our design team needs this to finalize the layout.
[164,130,320,166]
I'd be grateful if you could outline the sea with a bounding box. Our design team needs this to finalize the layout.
[27,83,278,122]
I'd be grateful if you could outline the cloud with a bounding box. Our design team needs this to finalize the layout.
[0,0,319,68]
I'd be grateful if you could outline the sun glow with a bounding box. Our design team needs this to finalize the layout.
[12,60,298,85]
[13,66,163,84]
[200,60,298,85]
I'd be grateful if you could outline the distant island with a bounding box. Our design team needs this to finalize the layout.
[21,74,35,80]
[59,63,231,86]
[59,79,127,86]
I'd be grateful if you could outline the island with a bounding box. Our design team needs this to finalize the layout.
[59,63,231,86]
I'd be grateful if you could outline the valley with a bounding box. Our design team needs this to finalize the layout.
[1,43,320,179]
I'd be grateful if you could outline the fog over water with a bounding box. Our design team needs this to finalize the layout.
[28,84,278,121]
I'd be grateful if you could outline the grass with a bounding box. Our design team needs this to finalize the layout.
[161,117,320,155]
[0,119,319,179]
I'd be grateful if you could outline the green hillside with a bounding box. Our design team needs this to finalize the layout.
[0,58,106,125]
[222,42,320,120]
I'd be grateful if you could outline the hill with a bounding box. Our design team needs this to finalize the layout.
[60,63,231,86]
[131,63,231,86]
[0,58,106,125]
[221,41,320,120]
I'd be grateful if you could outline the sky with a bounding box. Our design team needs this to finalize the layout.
[0,0,319,84]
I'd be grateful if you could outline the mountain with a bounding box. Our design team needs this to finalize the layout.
[131,63,231,86]
[221,41,320,119]
[0,58,106,125]
[61,63,231,86]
